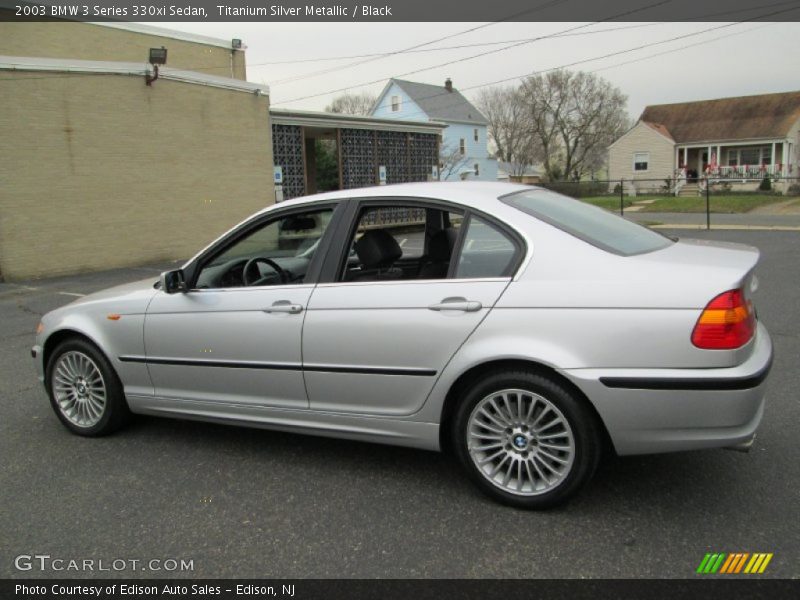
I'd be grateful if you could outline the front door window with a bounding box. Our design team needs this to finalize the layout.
[196,208,334,289]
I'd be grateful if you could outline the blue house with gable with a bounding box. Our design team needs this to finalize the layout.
[371,78,497,182]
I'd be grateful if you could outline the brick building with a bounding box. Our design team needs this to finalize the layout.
[0,22,272,280]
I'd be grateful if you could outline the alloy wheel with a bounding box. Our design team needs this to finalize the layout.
[466,388,575,496]
[51,351,107,428]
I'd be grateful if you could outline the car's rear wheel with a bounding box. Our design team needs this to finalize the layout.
[46,338,131,436]
[452,369,601,509]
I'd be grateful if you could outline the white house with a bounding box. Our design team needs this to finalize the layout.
[609,91,800,194]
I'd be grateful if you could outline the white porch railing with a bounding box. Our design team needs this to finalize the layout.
[704,163,791,180]
[673,164,794,195]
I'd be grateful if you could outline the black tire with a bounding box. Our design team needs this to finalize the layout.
[451,369,602,509]
[45,337,132,436]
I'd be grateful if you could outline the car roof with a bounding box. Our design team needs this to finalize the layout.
[269,181,534,213]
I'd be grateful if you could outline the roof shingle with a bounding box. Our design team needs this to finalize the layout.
[390,78,487,124]
[639,91,800,143]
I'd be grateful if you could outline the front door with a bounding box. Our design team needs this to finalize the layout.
[143,206,336,409]
[302,202,523,416]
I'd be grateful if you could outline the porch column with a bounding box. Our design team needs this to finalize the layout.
[675,146,679,170]
[707,145,712,173]
[771,142,776,173]
[782,141,788,175]
[717,145,722,168]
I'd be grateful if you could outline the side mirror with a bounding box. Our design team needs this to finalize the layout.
[160,269,187,294]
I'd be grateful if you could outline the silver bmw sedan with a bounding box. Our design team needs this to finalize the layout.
[31,182,772,509]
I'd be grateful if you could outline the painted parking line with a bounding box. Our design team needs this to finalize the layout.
[57,292,86,298]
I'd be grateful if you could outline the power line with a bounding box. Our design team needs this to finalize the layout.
[273,0,672,104]
[245,0,798,69]
[325,4,798,120]
[331,19,784,125]
[268,0,571,85]
[590,22,775,75]
[243,23,668,66]
[458,8,796,93]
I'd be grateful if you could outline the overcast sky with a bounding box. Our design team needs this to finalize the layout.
[154,21,799,119]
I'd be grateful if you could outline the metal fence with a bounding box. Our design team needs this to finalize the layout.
[360,206,426,228]
[537,176,800,230]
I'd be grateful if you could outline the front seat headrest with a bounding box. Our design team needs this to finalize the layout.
[354,229,403,269]
[428,228,458,262]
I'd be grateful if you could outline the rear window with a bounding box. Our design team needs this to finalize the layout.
[501,189,673,256]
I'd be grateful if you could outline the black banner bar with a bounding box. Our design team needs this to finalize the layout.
[3,0,800,22]
[3,579,800,600]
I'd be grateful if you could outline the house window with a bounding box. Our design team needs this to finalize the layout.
[391,95,401,112]
[739,147,760,166]
[474,129,479,142]
[459,139,466,156]
[474,163,480,176]
[633,152,649,171]
[731,145,772,166]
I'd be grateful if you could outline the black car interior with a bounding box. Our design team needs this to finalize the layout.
[417,227,458,279]
[347,230,405,281]
[342,206,462,282]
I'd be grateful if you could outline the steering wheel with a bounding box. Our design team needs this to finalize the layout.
[242,257,289,286]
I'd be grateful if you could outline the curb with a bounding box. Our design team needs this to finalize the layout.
[649,224,800,231]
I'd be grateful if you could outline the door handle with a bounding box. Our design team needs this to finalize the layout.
[428,297,483,312]
[263,301,304,314]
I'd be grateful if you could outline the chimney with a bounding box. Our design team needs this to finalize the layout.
[444,78,453,92]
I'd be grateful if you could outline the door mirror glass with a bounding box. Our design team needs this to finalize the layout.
[160,269,187,294]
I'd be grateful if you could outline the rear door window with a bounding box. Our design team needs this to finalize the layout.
[339,205,464,282]
[455,215,517,278]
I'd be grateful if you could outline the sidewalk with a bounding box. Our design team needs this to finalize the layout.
[625,211,800,231]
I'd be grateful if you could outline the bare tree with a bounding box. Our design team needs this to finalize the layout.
[476,86,542,177]
[519,70,629,181]
[439,140,472,181]
[325,91,378,115]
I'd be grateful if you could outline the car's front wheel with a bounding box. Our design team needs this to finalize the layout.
[46,338,131,436]
[452,369,602,509]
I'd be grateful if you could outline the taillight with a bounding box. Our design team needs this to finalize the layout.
[692,289,755,349]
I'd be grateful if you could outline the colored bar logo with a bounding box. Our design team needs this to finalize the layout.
[696,552,773,574]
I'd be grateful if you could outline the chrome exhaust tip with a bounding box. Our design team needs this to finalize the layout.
[725,434,756,453]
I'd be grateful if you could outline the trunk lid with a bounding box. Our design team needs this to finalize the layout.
[629,237,760,309]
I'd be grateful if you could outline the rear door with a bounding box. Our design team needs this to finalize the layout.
[302,199,524,416]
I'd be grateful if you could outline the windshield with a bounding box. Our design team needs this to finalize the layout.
[501,188,673,256]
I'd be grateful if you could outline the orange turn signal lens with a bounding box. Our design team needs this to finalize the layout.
[691,289,755,349]
[36,322,44,334]
[107,314,122,321]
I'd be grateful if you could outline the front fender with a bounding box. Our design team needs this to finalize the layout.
[35,284,157,398]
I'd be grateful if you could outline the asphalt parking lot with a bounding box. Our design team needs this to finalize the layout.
[1,230,798,579]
